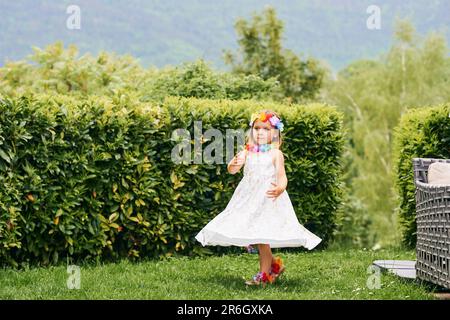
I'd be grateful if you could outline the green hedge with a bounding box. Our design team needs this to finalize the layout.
[393,103,450,248]
[0,94,345,267]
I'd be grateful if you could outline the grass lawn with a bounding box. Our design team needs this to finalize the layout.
[0,247,441,299]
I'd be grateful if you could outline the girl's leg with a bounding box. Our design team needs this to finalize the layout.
[257,244,273,274]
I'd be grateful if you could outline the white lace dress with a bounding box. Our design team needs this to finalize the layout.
[195,150,322,249]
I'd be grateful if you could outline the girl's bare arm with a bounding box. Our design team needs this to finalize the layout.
[273,149,288,191]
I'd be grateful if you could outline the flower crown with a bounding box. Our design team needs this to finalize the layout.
[249,111,284,132]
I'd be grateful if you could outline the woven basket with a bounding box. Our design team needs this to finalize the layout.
[412,158,450,289]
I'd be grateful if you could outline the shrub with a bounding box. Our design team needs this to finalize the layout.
[0,94,345,267]
[393,103,450,248]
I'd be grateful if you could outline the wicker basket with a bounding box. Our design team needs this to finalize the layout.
[412,158,450,289]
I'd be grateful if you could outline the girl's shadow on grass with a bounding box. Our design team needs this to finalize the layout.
[201,273,313,292]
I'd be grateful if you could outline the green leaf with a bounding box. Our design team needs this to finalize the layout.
[0,149,10,163]
[109,213,118,223]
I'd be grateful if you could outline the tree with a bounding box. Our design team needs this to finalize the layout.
[0,42,278,102]
[323,18,450,248]
[223,6,326,103]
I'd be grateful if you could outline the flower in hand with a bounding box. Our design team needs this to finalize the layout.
[229,151,246,173]
[266,182,284,201]
[233,151,246,165]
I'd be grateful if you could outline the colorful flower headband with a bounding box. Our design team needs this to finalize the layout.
[249,111,284,132]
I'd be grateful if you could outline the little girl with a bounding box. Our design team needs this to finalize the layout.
[195,110,322,286]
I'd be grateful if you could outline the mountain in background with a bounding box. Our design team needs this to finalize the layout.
[0,0,449,73]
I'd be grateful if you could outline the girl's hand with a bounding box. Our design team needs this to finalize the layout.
[266,182,284,201]
[230,151,246,167]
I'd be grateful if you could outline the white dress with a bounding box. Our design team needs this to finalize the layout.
[195,150,322,249]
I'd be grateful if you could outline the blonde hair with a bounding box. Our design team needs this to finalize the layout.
[245,109,283,150]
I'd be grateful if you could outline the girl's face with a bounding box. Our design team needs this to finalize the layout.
[252,120,273,144]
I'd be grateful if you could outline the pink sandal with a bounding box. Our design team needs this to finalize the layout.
[245,271,274,287]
